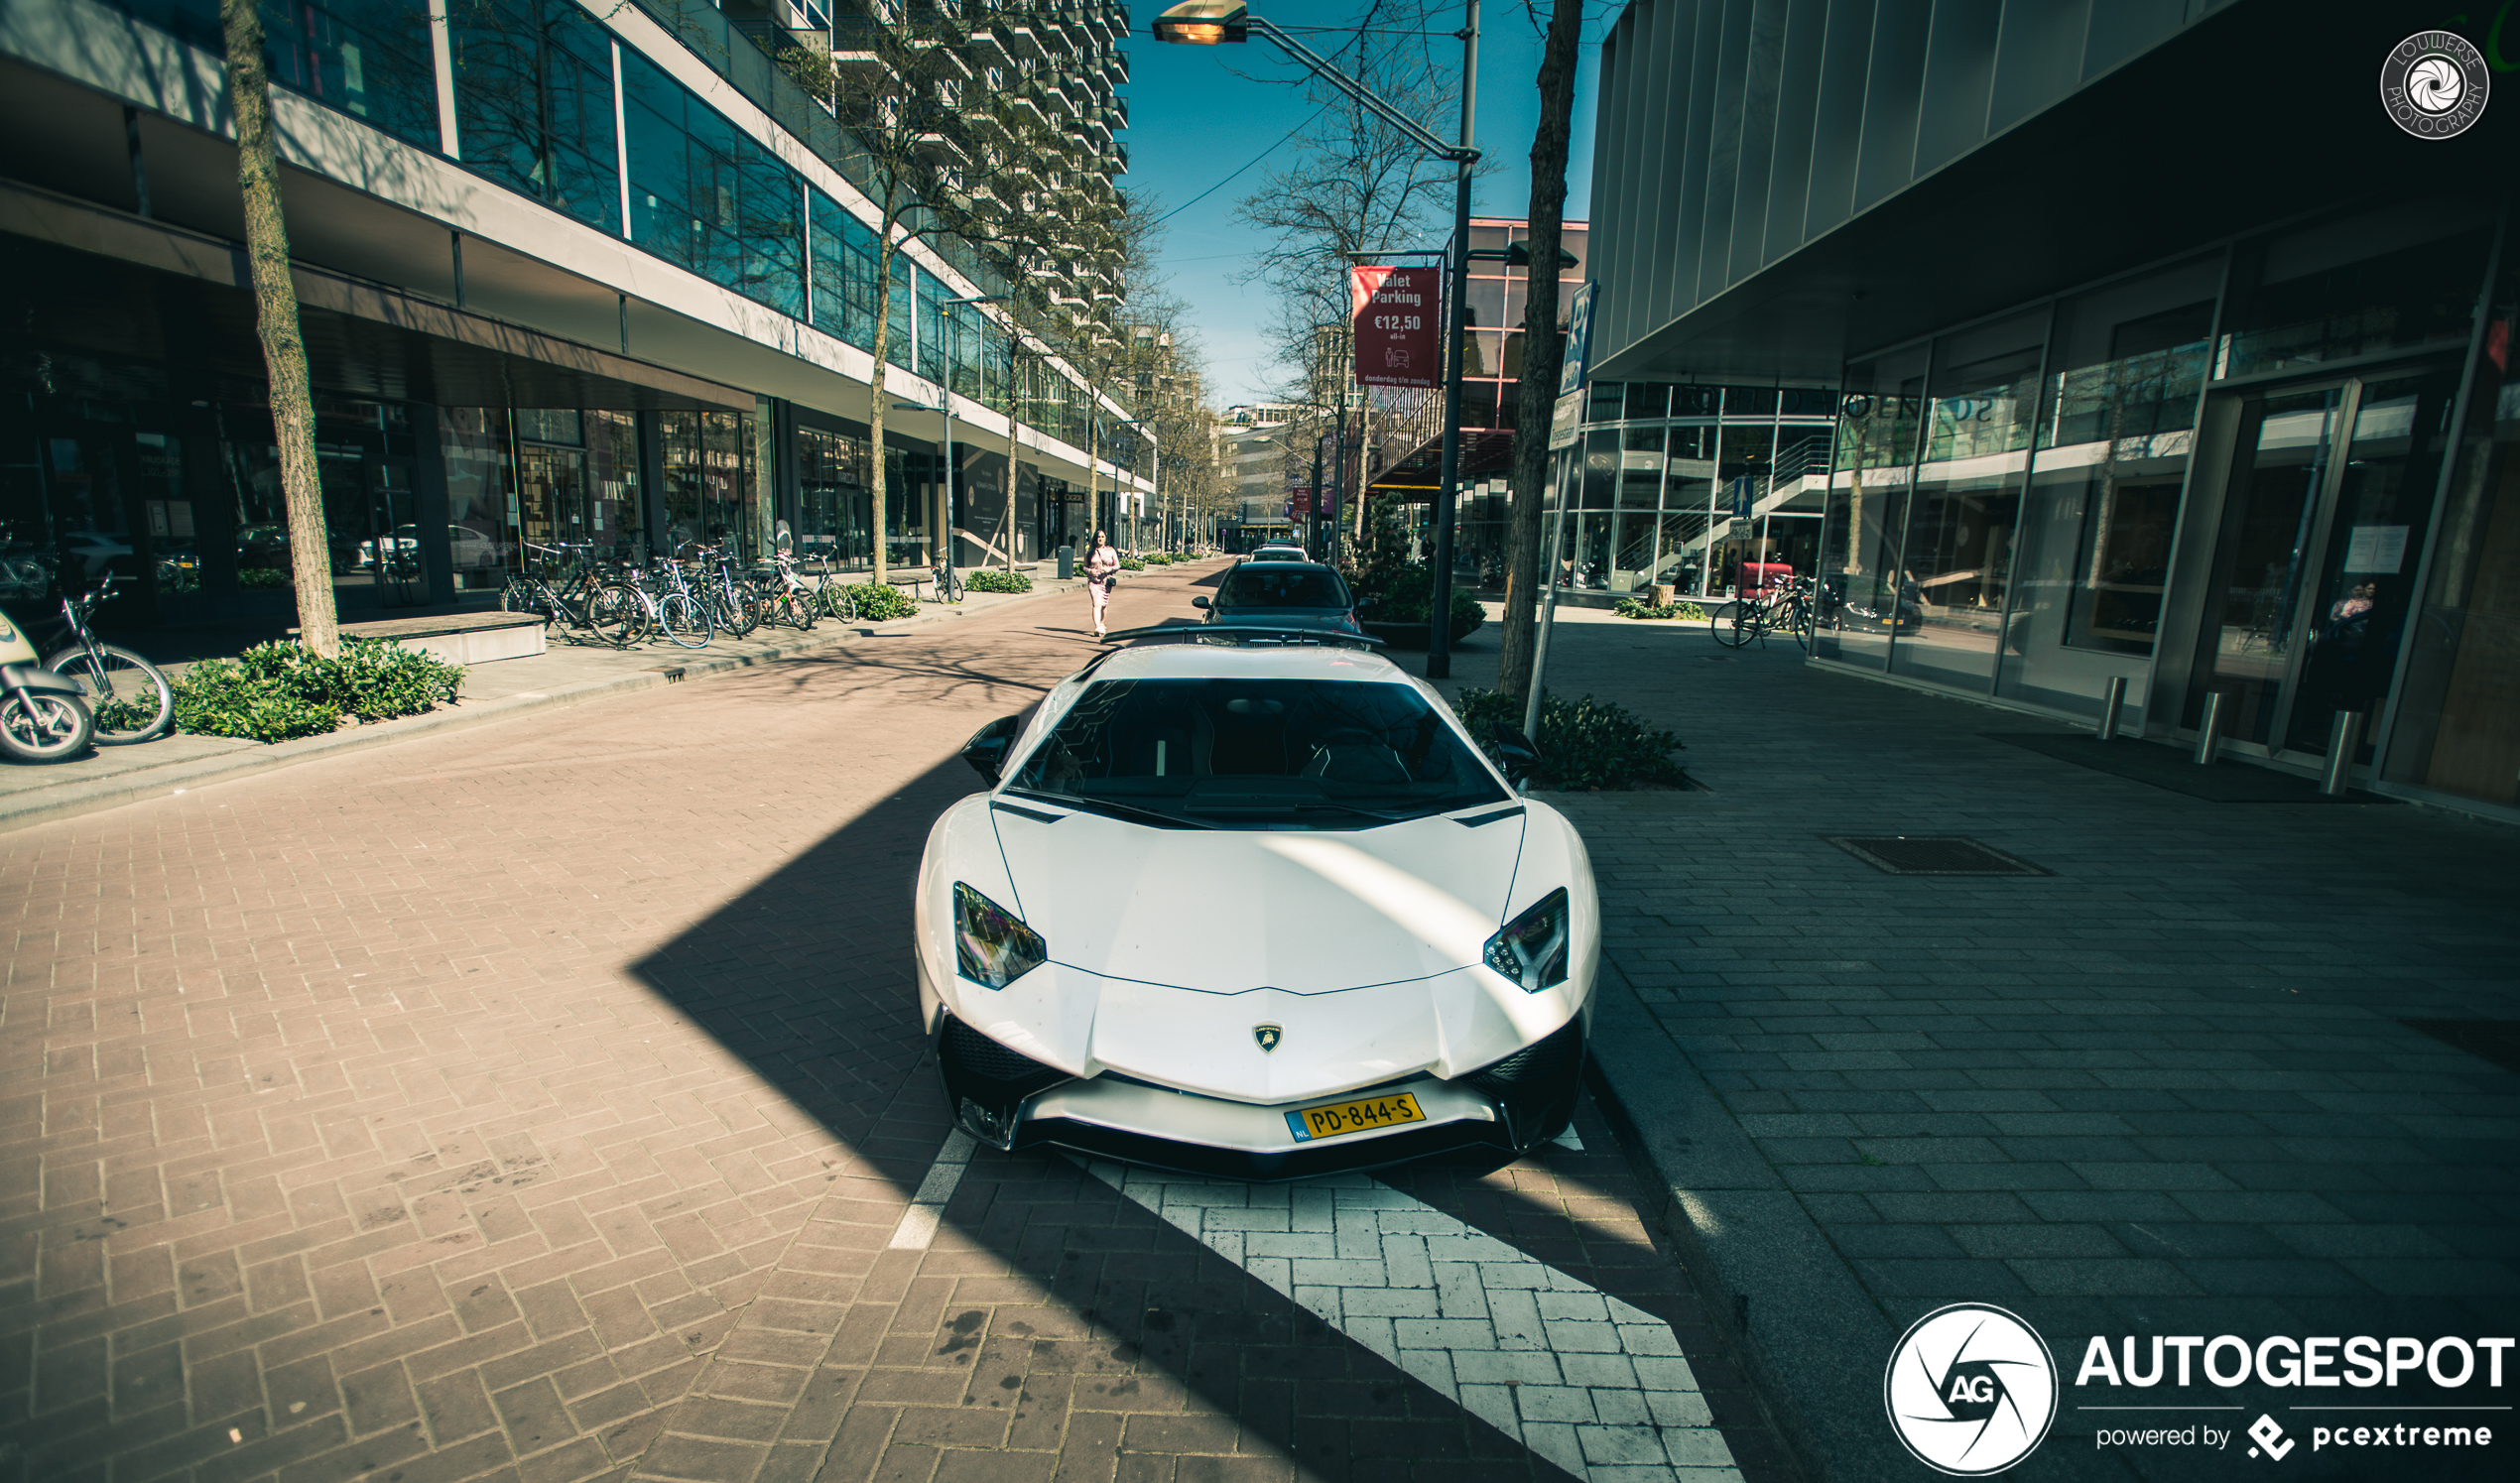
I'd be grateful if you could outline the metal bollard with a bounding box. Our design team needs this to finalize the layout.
[2096,677,2127,742]
[2321,710,2366,797]
[2194,691,2226,765]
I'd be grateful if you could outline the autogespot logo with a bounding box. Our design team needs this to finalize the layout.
[1885,1303,2060,1475]
[2380,31,2490,139]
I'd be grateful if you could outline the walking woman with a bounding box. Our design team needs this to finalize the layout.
[1084,529,1122,639]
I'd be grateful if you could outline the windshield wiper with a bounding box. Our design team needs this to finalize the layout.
[1005,789,1210,830]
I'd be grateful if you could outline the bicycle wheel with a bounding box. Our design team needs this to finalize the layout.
[45,644,174,744]
[659,591,712,649]
[1787,601,1815,651]
[1710,601,1756,648]
[818,584,858,624]
[589,583,644,648]
[500,576,553,627]
[783,590,819,630]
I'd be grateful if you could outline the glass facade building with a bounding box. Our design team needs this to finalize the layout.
[0,0,1142,626]
[1583,0,2520,820]
[1539,382,1836,599]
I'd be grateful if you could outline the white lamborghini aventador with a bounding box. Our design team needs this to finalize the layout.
[914,625,1597,1179]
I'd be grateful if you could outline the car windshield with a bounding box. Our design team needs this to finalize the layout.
[1007,677,1507,828]
[1215,568,1350,610]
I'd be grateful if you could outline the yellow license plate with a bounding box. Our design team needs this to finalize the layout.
[1285,1091,1426,1143]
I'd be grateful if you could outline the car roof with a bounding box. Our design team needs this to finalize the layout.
[1225,559,1338,573]
[1088,640,1408,685]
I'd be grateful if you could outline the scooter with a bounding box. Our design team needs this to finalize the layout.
[0,606,94,762]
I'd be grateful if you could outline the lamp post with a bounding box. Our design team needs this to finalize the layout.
[1155,0,1480,677]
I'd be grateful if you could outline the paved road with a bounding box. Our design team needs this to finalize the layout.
[0,565,1784,1483]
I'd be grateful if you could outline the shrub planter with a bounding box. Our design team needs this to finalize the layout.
[1360,608,1482,650]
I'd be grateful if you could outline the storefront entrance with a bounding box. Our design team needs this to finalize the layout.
[2180,360,2462,763]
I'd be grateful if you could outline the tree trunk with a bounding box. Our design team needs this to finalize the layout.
[222,0,337,657]
[1497,0,1584,701]
[869,229,895,584]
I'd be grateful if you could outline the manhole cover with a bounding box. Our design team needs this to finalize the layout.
[1827,835,2051,876]
[2402,1020,2520,1076]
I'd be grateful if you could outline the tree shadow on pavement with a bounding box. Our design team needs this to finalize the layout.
[624,756,1579,1483]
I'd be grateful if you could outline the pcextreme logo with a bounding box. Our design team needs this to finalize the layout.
[1884,1303,2060,1475]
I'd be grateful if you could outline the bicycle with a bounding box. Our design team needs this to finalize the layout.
[932,557,963,605]
[40,576,173,744]
[610,555,712,649]
[686,543,764,638]
[504,543,639,647]
[760,544,819,630]
[1710,575,1817,651]
[807,558,859,624]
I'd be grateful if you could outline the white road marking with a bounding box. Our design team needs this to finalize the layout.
[888,1131,978,1249]
[1552,1126,1586,1152]
[1076,1159,1739,1482]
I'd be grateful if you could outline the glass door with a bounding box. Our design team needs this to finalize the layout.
[2186,363,2460,758]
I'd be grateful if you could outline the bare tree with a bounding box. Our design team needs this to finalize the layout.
[1233,11,1462,565]
[1497,0,1583,700]
[220,0,337,656]
[777,1,1118,580]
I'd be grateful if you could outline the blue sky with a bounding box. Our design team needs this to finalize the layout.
[1122,1,1608,405]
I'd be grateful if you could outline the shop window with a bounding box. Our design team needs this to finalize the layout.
[449,0,618,232]
[1624,383,1670,421]
[1817,346,1928,670]
[1997,257,2220,718]
[1891,312,2045,689]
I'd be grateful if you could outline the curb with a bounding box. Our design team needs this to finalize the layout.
[0,572,1108,836]
[1583,953,1898,1483]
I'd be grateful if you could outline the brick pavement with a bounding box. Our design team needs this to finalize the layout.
[0,566,1785,1483]
[1429,610,2520,1483]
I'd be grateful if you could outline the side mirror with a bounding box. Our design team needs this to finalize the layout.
[961,714,1025,785]
[1490,724,1543,786]
[1192,595,1210,609]
[1353,595,1374,612]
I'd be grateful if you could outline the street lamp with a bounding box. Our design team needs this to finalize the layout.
[1155,0,1481,678]
[899,292,1009,574]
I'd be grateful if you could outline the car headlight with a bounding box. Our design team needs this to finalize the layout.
[954,883,1047,989]
[1483,888,1570,993]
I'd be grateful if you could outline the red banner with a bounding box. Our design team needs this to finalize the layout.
[1288,487,1314,517]
[1350,266,1440,390]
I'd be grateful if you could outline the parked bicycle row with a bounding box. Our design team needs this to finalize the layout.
[500,526,968,651]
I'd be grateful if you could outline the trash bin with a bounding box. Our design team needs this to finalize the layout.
[1056,545,1074,580]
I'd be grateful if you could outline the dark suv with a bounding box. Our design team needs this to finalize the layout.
[1194,560,1362,635]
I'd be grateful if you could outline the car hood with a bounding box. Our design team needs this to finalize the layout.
[979,804,1549,1100]
[993,805,1521,994]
